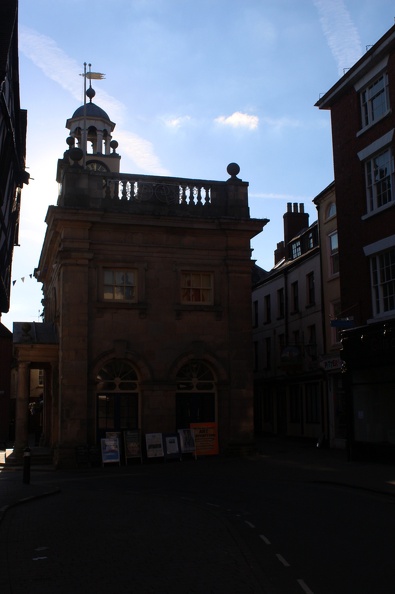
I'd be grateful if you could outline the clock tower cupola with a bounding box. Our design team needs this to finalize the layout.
[58,71,121,178]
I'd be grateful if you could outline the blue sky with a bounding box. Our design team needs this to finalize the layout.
[2,0,395,329]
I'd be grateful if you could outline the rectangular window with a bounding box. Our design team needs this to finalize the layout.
[265,337,271,370]
[253,341,259,372]
[181,272,213,304]
[305,383,321,424]
[371,248,395,315]
[329,231,339,275]
[306,272,315,306]
[365,148,393,213]
[104,269,137,301]
[252,300,258,327]
[306,324,317,360]
[277,288,284,319]
[264,295,271,323]
[291,281,299,312]
[360,74,389,128]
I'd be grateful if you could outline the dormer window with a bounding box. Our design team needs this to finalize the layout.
[291,240,301,259]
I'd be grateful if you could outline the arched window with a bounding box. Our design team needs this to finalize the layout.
[175,360,216,428]
[96,359,139,440]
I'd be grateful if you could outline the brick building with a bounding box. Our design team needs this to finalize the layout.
[13,86,267,466]
[317,24,395,460]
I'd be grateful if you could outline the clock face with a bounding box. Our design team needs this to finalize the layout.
[86,160,109,172]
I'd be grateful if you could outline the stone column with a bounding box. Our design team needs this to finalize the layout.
[14,361,30,454]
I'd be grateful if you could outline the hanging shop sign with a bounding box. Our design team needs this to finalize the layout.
[190,422,219,456]
[101,437,121,466]
[145,433,164,458]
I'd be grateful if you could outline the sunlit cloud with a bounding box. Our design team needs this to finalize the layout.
[116,131,170,175]
[215,111,259,130]
[313,0,362,75]
[19,25,166,175]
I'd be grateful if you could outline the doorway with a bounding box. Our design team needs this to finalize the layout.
[96,359,139,442]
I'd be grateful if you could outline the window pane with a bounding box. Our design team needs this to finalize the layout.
[181,272,213,304]
[103,269,137,301]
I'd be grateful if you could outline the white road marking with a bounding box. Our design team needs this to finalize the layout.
[259,534,271,545]
[245,520,255,528]
[276,553,290,567]
[297,579,314,593]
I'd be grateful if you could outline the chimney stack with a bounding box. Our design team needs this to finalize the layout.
[283,203,309,248]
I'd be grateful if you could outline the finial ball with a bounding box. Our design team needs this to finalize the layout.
[227,162,240,178]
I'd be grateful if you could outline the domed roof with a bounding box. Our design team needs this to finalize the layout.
[71,102,110,121]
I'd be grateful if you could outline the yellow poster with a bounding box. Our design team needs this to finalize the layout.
[190,422,219,456]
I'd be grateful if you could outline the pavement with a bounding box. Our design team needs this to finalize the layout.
[1,437,395,524]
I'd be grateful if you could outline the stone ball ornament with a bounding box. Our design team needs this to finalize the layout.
[227,162,241,179]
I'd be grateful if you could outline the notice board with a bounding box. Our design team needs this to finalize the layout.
[124,430,142,462]
[101,437,121,465]
[145,433,164,458]
[190,422,219,456]
[178,428,197,458]
[163,433,181,461]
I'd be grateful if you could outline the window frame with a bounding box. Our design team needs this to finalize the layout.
[264,294,271,324]
[360,73,389,129]
[364,147,394,214]
[277,288,285,319]
[180,271,214,305]
[103,268,138,303]
[291,281,299,313]
[370,247,395,317]
[328,231,339,276]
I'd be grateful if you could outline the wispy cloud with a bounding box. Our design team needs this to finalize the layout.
[19,25,167,175]
[215,111,259,130]
[250,192,311,201]
[313,0,362,75]
[261,116,301,132]
[163,115,192,129]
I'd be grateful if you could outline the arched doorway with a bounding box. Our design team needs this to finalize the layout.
[96,359,139,441]
[175,360,216,429]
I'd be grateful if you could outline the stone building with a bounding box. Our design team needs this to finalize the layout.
[13,86,267,466]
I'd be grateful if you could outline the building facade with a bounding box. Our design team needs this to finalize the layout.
[313,182,346,449]
[317,24,395,460]
[13,88,267,466]
[252,203,326,442]
[0,0,28,444]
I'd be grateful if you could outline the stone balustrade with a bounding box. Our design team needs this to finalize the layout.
[58,164,250,219]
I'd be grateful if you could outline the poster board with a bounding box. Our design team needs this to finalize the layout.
[163,433,181,461]
[124,430,142,463]
[178,428,197,459]
[101,437,121,466]
[190,422,219,456]
[145,433,164,459]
